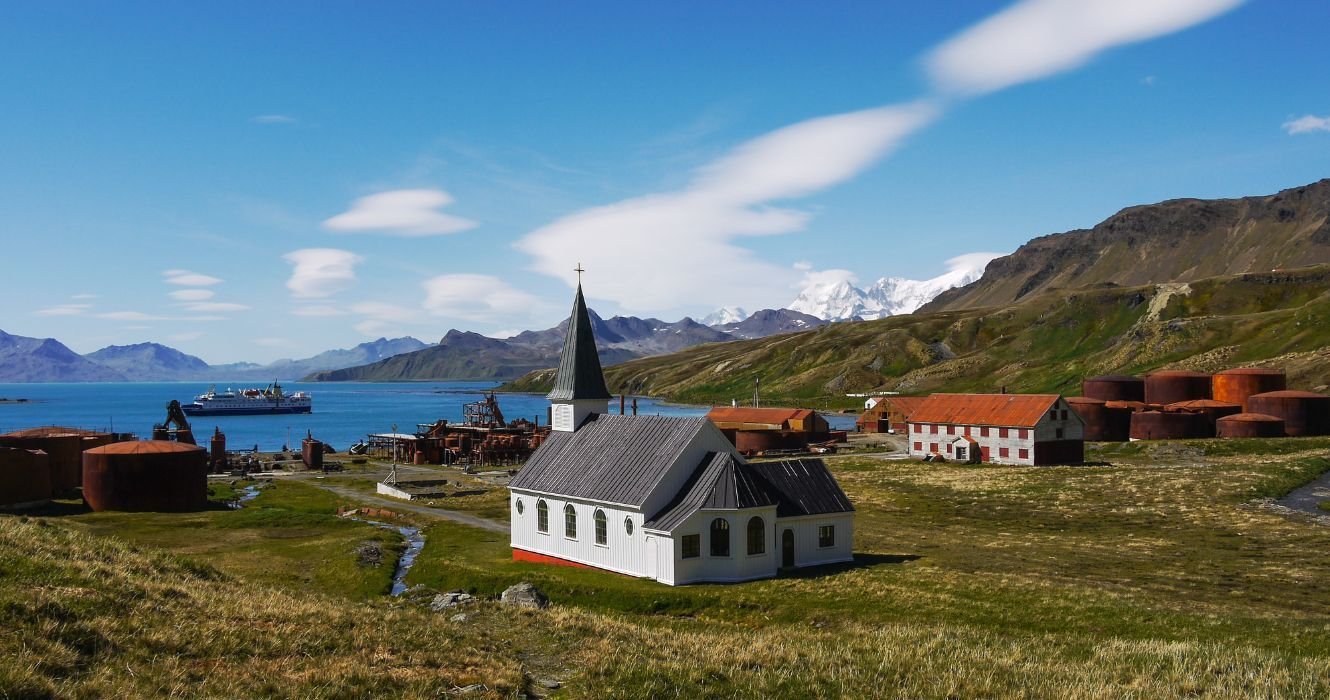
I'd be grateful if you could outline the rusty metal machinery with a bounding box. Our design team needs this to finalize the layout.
[1144,371,1212,406]
[1246,391,1330,437]
[1215,413,1286,438]
[1082,375,1145,402]
[1212,368,1287,412]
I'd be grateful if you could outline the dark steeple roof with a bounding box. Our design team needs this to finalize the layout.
[547,283,612,401]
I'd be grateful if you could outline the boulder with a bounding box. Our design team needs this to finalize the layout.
[429,591,477,611]
[500,582,549,609]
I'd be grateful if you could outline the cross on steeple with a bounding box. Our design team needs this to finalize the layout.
[574,262,585,285]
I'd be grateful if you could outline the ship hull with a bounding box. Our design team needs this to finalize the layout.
[182,405,312,416]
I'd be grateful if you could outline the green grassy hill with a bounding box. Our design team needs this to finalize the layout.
[505,266,1330,407]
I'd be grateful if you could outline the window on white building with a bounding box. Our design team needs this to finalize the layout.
[818,525,835,548]
[625,517,634,536]
[594,509,607,545]
[710,518,730,557]
[564,504,577,539]
[536,500,548,533]
[747,516,765,555]
[515,498,524,515]
[682,534,700,558]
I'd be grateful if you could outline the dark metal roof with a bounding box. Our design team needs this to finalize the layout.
[645,452,776,531]
[510,415,710,506]
[547,284,612,401]
[744,459,855,518]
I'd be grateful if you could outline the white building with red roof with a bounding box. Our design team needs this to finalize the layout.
[906,394,1084,465]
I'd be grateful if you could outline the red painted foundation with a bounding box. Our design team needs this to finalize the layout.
[512,548,594,570]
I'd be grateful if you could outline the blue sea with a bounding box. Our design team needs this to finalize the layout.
[0,381,859,451]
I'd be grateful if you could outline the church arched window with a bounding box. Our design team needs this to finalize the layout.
[710,518,730,557]
[536,499,548,533]
[564,504,577,539]
[747,516,765,555]
[594,509,607,545]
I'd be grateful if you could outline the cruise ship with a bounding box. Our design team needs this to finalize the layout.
[181,384,312,416]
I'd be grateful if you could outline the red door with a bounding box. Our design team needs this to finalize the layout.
[980,446,991,462]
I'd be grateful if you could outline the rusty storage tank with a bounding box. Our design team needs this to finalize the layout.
[734,430,806,454]
[1129,411,1209,440]
[302,434,324,470]
[1167,400,1243,437]
[1082,375,1145,402]
[209,428,227,472]
[0,447,52,506]
[1216,413,1286,439]
[82,440,208,512]
[1212,368,1287,411]
[0,427,106,493]
[1104,400,1148,413]
[1066,397,1131,441]
[1144,370,1212,405]
[1246,391,1330,437]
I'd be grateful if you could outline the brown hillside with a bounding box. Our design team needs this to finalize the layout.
[923,179,1330,312]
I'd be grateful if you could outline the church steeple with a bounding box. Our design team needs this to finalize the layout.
[548,267,611,431]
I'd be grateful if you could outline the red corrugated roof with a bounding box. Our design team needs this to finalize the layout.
[908,394,1062,428]
[705,407,815,425]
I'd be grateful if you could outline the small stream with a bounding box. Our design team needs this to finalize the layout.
[350,518,426,596]
[230,481,426,596]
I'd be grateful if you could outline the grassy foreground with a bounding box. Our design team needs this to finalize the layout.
[4,439,1330,697]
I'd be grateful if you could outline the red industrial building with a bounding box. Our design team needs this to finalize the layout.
[856,396,929,434]
[705,406,834,454]
[906,394,1084,466]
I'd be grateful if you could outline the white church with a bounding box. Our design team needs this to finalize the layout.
[509,279,855,585]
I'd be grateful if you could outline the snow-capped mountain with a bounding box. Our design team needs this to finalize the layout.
[700,306,748,326]
[789,253,999,321]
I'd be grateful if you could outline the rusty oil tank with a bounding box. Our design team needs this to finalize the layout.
[0,447,52,506]
[1066,397,1131,441]
[1211,368,1287,411]
[1166,400,1242,437]
[1216,413,1286,439]
[1129,410,1209,440]
[0,427,109,493]
[209,428,227,471]
[1144,370,1212,406]
[82,440,208,512]
[302,435,324,470]
[1082,375,1145,402]
[734,430,807,454]
[1246,391,1330,437]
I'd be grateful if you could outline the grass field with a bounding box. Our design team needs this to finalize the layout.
[4,437,1330,697]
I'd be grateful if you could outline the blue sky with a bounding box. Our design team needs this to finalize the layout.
[2,0,1328,364]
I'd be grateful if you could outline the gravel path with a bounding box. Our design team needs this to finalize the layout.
[310,482,508,534]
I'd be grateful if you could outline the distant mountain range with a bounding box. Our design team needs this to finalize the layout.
[0,334,429,383]
[786,254,996,321]
[302,308,824,382]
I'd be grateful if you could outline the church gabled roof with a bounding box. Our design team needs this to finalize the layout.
[511,414,711,506]
[645,453,775,531]
[744,459,855,518]
[547,283,612,402]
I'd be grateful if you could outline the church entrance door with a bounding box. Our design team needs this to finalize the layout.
[781,529,795,568]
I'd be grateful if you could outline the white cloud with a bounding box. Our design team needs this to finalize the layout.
[323,189,478,236]
[517,102,937,312]
[349,301,423,325]
[71,293,97,300]
[925,0,1242,96]
[163,269,223,286]
[353,319,398,337]
[96,311,227,322]
[34,304,92,317]
[422,274,541,322]
[180,302,251,313]
[1140,75,1157,86]
[169,289,215,302]
[282,248,363,299]
[250,114,297,124]
[291,304,347,317]
[1283,114,1330,135]
[169,332,205,342]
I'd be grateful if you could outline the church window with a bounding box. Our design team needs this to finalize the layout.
[818,525,835,548]
[536,500,548,533]
[746,516,765,555]
[564,504,577,539]
[624,517,634,536]
[710,518,730,557]
[681,534,700,558]
[594,509,607,545]
[515,498,524,515]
